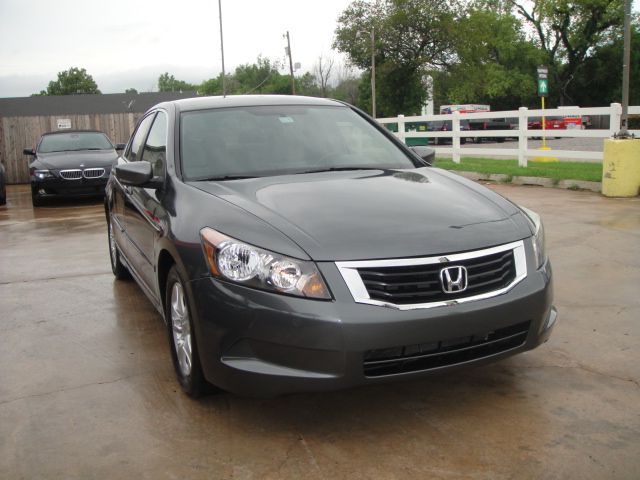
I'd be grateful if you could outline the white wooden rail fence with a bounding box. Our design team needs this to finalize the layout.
[377,103,640,167]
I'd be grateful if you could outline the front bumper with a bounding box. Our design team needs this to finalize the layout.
[187,253,555,397]
[31,176,108,198]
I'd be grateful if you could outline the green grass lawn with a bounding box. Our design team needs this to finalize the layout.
[433,157,602,182]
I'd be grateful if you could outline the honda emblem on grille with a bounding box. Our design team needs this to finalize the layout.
[440,266,468,293]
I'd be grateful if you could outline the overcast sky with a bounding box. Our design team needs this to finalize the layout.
[0,0,354,97]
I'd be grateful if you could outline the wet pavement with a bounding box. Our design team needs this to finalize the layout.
[1,183,639,479]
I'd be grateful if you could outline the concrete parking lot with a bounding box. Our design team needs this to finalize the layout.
[1,183,639,479]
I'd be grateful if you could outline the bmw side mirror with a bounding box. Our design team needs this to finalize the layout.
[115,161,161,188]
[23,148,36,156]
[410,146,435,164]
[115,143,126,151]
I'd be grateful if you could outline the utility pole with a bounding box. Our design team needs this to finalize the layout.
[218,0,226,97]
[371,27,376,118]
[285,31,296,95]
[618,0,632,137]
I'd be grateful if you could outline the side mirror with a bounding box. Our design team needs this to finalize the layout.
[410,146,435,164]
[115,161,159,188]
[115,143,126,151]
[23,148,36,156]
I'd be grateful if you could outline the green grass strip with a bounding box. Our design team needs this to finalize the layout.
[433,157,602,182]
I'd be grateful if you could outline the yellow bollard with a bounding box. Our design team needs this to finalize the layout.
[602,138,640,197]
[534,97,557,162]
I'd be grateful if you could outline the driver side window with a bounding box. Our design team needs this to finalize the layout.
[126,114,156,162]
[140,112,167,178]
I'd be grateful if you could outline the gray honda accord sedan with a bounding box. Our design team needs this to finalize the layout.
[106,95,555,397]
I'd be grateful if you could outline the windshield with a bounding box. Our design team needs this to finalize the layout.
[38,132,114,153]
[180,105,418,180]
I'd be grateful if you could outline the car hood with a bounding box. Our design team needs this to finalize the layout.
[189,167,532,261]
[34,150,118,170]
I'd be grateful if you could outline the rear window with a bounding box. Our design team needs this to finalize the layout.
[38,132,113,153]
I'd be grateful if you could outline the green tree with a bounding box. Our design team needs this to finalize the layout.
[158,72,196,92]
[198,57,321,97]
[333,74,361,106]
[334,0,460,116]
[199,76,223,95]
[569,25,640,106]
[125,88,138,94]
[37,67,101,95]
[445,7,544,109]
[508,0,625,104]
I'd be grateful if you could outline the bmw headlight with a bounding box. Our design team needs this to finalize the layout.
[32,169,54,180]
[519,206,546,268]
[200,227,331,299]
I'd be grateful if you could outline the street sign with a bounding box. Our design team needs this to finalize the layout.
[538,78,548,97]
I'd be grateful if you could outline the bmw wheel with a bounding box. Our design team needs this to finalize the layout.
[108,219,130,279]
[166,265,207,397]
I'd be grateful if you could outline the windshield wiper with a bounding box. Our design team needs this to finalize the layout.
[295,166,384,174]
[197,175,259,181]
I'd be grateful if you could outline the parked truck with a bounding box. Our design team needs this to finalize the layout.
[438,105,514,143]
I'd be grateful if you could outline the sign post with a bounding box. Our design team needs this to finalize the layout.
[537,66,548,150]
[534,66,556,162]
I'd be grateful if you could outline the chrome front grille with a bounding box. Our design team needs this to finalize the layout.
[336,240,527,310]
[58,168,106,180]
[59,169,83,180]
[83,168,105,179]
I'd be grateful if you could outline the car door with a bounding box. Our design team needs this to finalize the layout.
[115,113,155,280]
[123,111,168,297]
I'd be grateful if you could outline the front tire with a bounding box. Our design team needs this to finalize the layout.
[108,219,130,279]
[166,266,207,397]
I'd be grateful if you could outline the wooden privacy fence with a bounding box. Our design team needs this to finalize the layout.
[1,112,142,184]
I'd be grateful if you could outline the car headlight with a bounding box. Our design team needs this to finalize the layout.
[200,227,331,299]
[519,206,546,268]
[31,169,54,180]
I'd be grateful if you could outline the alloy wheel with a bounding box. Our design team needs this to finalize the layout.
[170,282,192,377]
[108,221,117,266]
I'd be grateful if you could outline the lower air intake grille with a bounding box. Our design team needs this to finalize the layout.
[363,321,530,377]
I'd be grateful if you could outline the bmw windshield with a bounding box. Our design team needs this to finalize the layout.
[38,132,114,153]
[180,105,419,180]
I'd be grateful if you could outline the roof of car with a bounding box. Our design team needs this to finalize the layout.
[164,95,344,112]
[41,129,106,136]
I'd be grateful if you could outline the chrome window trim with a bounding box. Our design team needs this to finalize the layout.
[335,240,528,310]
[59,169,83,180]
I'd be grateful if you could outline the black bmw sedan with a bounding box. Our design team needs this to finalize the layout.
[24,130,124,206]
[106,95,556,397]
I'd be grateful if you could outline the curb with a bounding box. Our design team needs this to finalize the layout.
[452,171,601,193]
